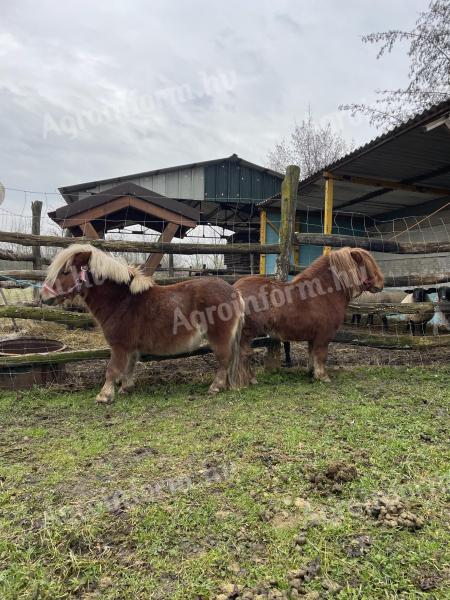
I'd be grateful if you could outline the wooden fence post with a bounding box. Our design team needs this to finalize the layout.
[266,165,300,370]
[31,200,43,301]
[276,165,300,280]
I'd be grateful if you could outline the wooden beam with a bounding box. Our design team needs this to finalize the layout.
[0,337,274,368]
[2,268,450,289]
[323,177,334,255]
[0,249,49,265]
[324,171,450,196]
[0,231,281,255]
[333,330,450,349]
[294,233,450,254]
[80,221,99,239]
[143,222,179,275]
[0,305,94,327]
[294,233,400,253]
[56,196,198,230]
[347,302,450,316]
[259,209,267,274]
[384,272,450,287]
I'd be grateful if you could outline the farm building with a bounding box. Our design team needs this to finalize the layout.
[50,100,450,279]
[260,99,450,279]
[54,154,283,272]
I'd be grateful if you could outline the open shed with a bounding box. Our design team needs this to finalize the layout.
[49,182,200,274]
[259,99,450,277]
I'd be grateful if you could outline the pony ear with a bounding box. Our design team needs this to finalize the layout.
[71,251,92,269]
[425,287,436,294]
[350,249,365,265]
[404,289,413,293]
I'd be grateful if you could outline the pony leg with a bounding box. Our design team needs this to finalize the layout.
[119,351,139,394]
[283,342,292,367]
[208,347,230,394]
[307,341,314,375]
[238,334,257,386]
[311,342,331,383]
[97,347,129,404]
[265,339,281,371]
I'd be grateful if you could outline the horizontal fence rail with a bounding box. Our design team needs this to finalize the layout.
[0,230,280,255]
[2,230,450,255]
[294,233,450,254]
[1,303,449,329]
[1,331,449,369]
[1,270,449,289]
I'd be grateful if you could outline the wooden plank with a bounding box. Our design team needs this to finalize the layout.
[143,222,179,275]
[324,171,450,196]
[0,231,281,255]
[323,177,333,255]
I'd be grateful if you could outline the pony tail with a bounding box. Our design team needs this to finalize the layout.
[226,291,246,389]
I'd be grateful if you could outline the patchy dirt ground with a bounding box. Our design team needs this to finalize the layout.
[1,316,449,393]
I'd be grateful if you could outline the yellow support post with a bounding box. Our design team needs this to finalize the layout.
[260,209,267,274]
[323,176,334,255]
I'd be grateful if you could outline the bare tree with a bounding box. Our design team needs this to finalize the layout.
[340,0,450,130]
[267,109,354,177]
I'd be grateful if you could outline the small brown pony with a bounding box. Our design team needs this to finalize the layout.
[234,247,384,383]
[41,244,245,403]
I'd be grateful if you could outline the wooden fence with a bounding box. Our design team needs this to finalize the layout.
[0,167,449,371]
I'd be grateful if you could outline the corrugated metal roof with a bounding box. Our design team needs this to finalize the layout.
[259,98,450,217]
[59,154,283,204]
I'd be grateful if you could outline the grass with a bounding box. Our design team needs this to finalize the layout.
[0,366,449,599]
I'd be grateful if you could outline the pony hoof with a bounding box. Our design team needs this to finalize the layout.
[96,394,113,404]
[208,385,221,395]
[250,377,258,385]
[316,376,331,383]
[119,386,134,395]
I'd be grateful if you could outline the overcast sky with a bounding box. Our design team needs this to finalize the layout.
[1,0,429,214]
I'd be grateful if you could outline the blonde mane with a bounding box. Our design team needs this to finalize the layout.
[328,246,383,299]
[46,243,154,294]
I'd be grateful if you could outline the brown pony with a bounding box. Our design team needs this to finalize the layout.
[234,247,384,383]
[41,244,245,403]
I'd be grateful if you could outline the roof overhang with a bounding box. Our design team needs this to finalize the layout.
[260,99,450,220]
[49,182,200,237]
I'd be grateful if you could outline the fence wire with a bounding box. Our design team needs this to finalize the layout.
[0,197,449,390]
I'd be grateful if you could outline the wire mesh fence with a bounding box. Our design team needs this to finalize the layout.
[0,191,449,391]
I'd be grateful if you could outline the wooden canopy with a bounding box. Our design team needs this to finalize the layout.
[49,182,200,274]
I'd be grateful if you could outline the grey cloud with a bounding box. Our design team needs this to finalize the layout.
[0,0,427,214]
